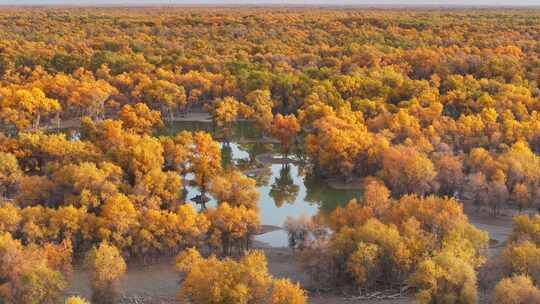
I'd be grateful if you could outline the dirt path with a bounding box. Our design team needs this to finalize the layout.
[64,209,513,303]
[464,207,515,256]
[66,246,415,304]
[468,215,512,253]
[67,262,180,302]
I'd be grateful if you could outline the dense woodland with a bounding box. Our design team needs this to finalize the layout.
[0,6,540,304]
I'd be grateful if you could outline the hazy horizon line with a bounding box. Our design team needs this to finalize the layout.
[1,3,540,8]
[1,0,540,8]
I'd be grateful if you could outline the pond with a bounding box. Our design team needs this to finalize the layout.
[163,121,513,252]
[162,121,364,247]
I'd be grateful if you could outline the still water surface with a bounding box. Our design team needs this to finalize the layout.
[162,121,363,247]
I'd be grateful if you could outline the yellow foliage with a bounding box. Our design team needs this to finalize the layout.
[65,296,90,304]
[209,169,259,210]
[493,275,540,304]
[118,102,163,135]
[84,242,126,299]
[177,249,304,304]
[270,279,306,304]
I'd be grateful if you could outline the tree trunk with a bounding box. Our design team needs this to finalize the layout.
[34,113,41,129]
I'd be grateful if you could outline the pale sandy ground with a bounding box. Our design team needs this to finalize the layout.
[67,248,416,304]
[66,205,511,304]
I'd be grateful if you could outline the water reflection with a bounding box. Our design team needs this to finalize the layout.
[221,144,233,169]
[159,120,259,140]
[269,164,300,207]
[164,121,364,247]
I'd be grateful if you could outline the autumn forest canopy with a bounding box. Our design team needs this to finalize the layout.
[0,6,540,304]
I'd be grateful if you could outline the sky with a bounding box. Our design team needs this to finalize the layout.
[2,0,540,6]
